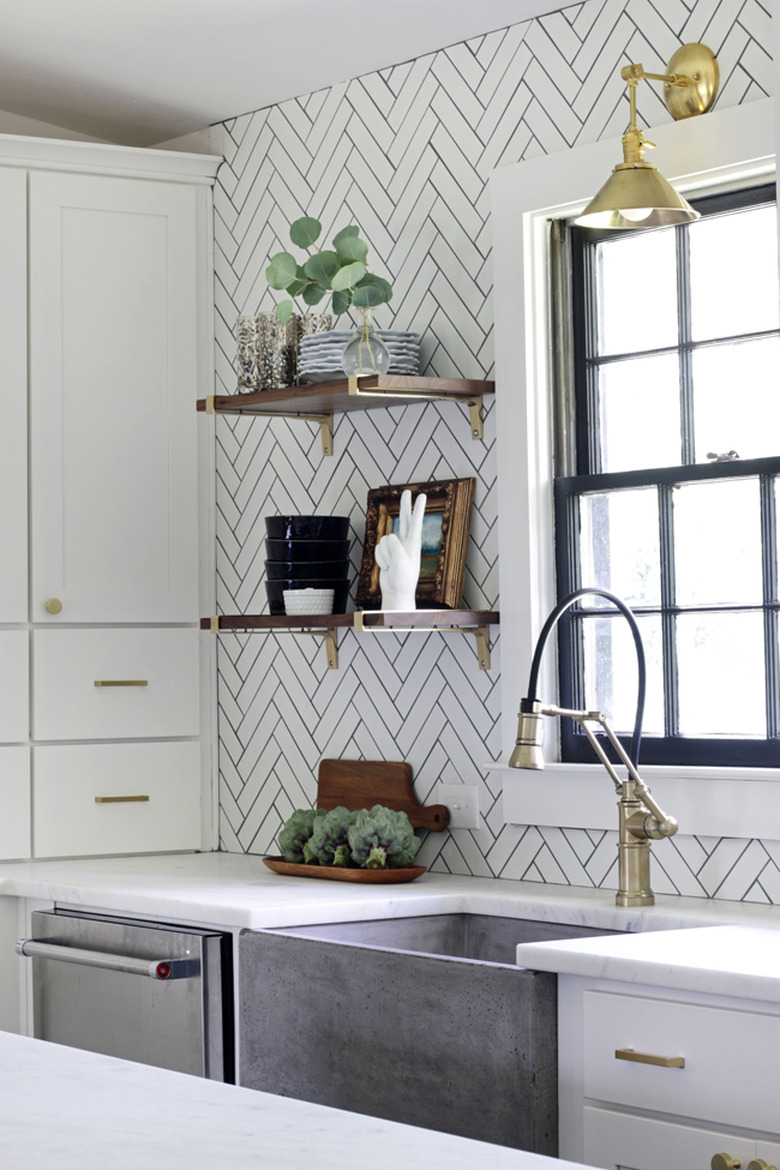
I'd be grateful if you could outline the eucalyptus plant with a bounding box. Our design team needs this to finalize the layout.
[265,216,392,323]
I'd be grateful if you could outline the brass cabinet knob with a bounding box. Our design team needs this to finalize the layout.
[747,1161,777,1170]
[712,1157,741,1170]
[45,598,63,615]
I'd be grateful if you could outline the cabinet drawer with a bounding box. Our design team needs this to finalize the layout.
[0,746,30,859]
[0,630,29,743]
[583,988,778,1133]
[33,741,201,857]
[32,628,200,740]
[583,1105,761,1170]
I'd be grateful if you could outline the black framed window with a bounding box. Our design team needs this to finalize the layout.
[557,184,780,767]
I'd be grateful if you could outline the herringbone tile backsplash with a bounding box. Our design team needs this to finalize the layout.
[212,0,779,902]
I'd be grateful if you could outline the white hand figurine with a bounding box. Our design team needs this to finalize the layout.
[375,489,427,611]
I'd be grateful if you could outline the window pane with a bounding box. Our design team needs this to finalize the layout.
[581,614,664,736]
[595,229,678,356]
[673,478,762,606]
[689,204,779,341]
[692,337,780,461]
[677,612,766,736]
[599,353,681,472]
[580,488,661,606]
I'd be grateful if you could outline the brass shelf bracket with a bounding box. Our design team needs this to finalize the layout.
[353,612,492,669]
[296,625,339,669]
[207,616,338,668]
[204,398,333,456]
[347,375,484,441]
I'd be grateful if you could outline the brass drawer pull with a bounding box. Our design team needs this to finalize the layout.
[711,1157,741,1170]
[748,1162,777,1170]
[615,1047,685,1068]
[94,795,150,804]
[94,680,149,687]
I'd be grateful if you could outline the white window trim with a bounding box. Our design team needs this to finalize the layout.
[488,96,780,839]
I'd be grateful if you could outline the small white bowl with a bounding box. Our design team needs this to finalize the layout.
[283,588,335,615]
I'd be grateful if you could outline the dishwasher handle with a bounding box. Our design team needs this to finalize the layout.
[16,938,200,980]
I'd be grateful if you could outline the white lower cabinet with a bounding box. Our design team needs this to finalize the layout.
[560,977,780,1170]
[0,747,31,860]
[32,628,200,741]
[33,741,202,858]
[0,631,29,744]
[583,1108,780,1170]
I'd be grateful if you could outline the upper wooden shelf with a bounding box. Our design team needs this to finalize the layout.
[197,374,495,452]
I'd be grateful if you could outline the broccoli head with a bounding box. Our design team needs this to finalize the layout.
[347,805,421,869]
[278,808,325,863]
[305,805,358,865]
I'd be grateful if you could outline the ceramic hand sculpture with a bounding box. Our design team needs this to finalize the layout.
[375,489,427,611]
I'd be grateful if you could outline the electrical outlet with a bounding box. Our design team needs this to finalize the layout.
[437,784,480,829]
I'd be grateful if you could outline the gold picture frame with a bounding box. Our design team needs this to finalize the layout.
[356,477,475,610]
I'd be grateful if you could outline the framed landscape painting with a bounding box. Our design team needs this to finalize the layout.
[356,477,475,610]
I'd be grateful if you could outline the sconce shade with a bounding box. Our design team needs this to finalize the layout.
[575,162,699,230]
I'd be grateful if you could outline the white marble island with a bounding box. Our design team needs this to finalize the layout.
[0,1030,591,1170]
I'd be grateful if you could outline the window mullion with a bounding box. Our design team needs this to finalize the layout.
[676,223,695,464]
[761,474,779,737]
[658,483,679,738]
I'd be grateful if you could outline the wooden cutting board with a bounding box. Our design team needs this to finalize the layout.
[317,759,449,832]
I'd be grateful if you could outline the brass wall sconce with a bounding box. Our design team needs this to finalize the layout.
[575,43,719,229]
[509,588,678,907]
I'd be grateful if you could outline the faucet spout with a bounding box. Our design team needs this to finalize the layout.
[508,588,678,908]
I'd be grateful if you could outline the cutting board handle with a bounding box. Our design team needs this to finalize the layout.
[317,759,449,832]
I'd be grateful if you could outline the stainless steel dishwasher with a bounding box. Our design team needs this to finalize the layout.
[17,909,233,1081]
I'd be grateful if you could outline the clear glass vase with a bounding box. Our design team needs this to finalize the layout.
[341,309,390,377]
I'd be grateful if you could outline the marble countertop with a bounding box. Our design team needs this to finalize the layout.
[515,921,780,1002]
[0,1030,591,1170]
[2,850,780,934]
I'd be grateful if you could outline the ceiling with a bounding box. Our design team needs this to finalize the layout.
[0,0,568,147]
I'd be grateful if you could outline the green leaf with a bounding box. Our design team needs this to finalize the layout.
[331,261,367,291]
[285,266,308,297]
[302,282,328,306]
[331,289,352,316]
[303,251,340,284]
[275,299,294,323]
[357,274,393,303]
[352,282,386,308]
[335,234,369,264]
[332,225,360,248]
[289,216,322,248]
[266,252,298,290]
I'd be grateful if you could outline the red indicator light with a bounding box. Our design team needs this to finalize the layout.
[155,962,171,980]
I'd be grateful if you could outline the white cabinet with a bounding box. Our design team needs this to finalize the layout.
[0,135,220,861]
[0,747,31,860]
[583,1108,780,1170]
[0,167,28,623]
[559,976,780,1170]
[33,741,202,858]
[28,171,200,624]
[32,628,200,741]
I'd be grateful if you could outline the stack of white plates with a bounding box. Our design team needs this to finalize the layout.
[298,330,421,383]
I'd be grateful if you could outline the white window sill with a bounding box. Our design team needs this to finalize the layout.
[487,761,780,840]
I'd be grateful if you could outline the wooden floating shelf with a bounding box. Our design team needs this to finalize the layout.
[202,610,499,671]
[197,374,495,453]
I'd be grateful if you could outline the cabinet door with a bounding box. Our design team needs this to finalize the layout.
[0,168,28,621]
[583,1106,759,1170]
[0,631,29,743]
[29,171,200,623]
[32,628,199,740]
[33,741,201,857]
[0,746,31,860]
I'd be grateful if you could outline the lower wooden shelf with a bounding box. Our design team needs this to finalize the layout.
[202,610,499,671]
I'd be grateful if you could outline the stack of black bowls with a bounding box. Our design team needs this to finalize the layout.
[264,515,351,615]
